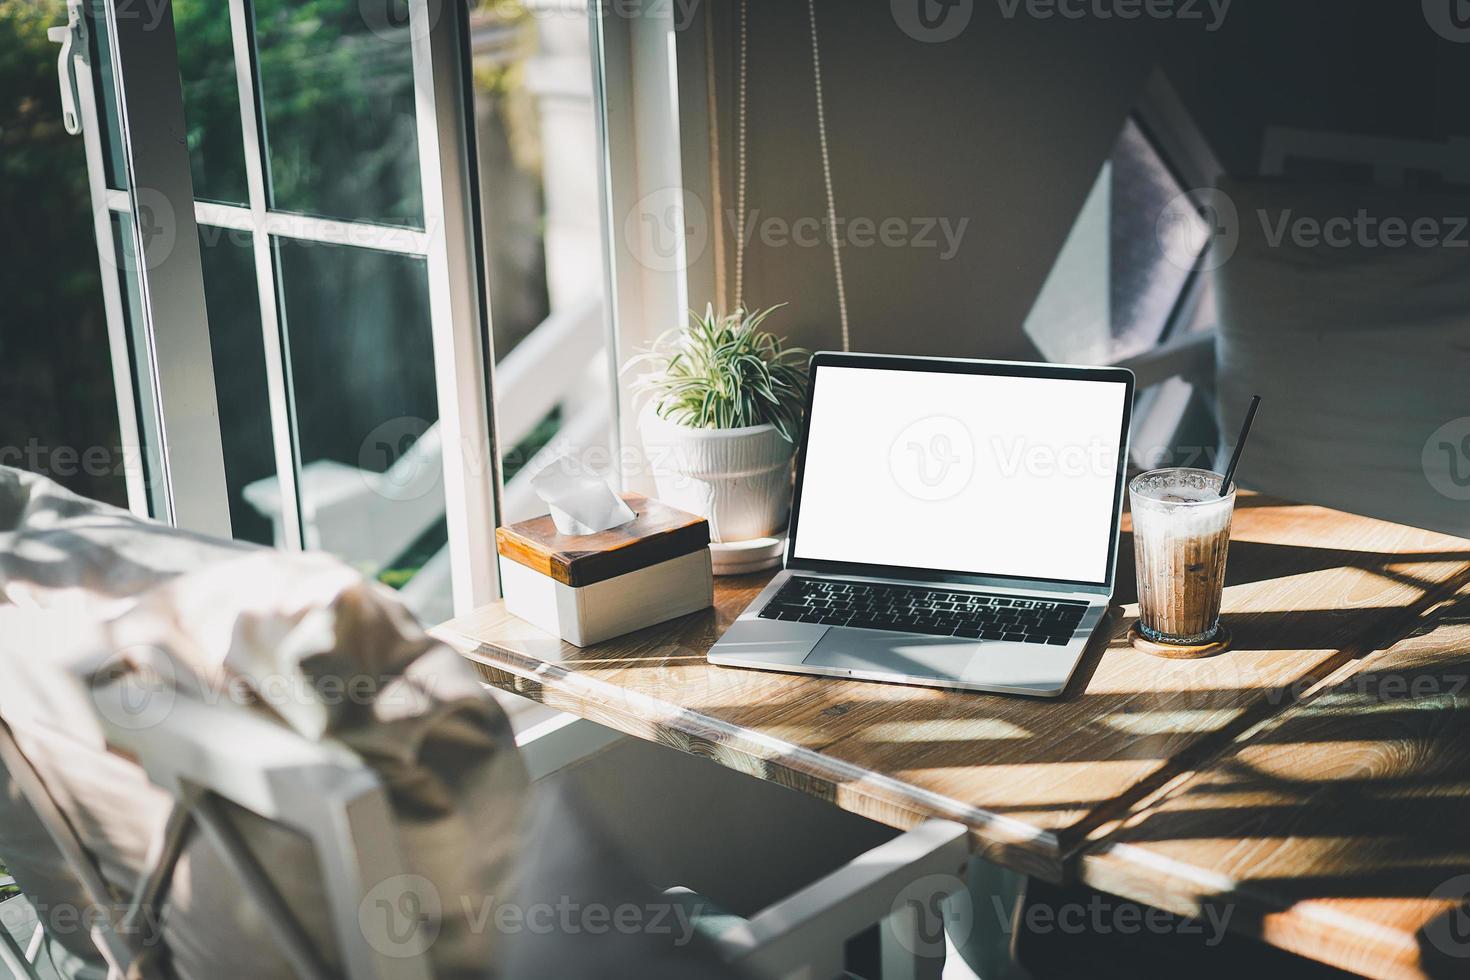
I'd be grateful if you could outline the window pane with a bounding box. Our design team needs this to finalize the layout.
[1023,119,1206,364]
[273,238,448,620]
[0,0,123,508]
[472,1,613,522]
[109,211,166,518]
[84,0,127,190]
[253,0,424,227]
[197,227,277,544]
[174,0,249,206]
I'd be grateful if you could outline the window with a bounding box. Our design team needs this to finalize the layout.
[470,1,613,525]
[56,0,690,627]
[172,0,458,618]
[63,0,521,624]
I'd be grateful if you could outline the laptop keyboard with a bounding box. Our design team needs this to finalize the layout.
[757,578,1087,646]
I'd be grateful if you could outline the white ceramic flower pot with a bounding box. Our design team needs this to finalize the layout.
[639,406,796,544]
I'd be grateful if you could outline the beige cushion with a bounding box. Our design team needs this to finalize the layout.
[1215,177,1470,536]
[0,468,528,978]
[0,467,248,617]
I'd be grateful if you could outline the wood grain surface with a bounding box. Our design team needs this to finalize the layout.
[494,492,709,586]
[1080,584,1470,980]
[436,494,1470,884]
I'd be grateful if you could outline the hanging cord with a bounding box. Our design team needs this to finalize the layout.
[733,0,750,314]
[705,8,727,311]
[807,0,850,351]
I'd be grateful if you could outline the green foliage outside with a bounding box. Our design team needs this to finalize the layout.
[0,0,95,315]
[0,0,122,505]
[172,0,424,224]
[2,0,557,601]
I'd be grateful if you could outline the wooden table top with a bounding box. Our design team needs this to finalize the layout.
[434,494,1470,891]
[1079,582,1470,980]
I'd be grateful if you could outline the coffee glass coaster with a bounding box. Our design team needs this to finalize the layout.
[1128,622,1232,660]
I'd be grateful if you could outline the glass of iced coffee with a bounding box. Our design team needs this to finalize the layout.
[1129,467,1235,645]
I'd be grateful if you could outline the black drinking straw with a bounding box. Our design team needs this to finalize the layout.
[1218,394,1261,496]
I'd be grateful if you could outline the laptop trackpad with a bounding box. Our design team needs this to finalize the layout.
[803,629,974,680]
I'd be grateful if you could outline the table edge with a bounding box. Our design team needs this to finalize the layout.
[432,618,1070,880]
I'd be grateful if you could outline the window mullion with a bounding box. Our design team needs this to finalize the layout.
[227,0,304,551]
[189,200,433,256]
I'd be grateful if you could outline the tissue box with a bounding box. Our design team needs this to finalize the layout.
[495,493,714,646]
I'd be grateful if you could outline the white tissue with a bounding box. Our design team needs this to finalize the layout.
[530,460,636,536]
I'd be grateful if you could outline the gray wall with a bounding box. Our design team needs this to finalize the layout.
[1160,2,1467,178]
[687,0,1466,359]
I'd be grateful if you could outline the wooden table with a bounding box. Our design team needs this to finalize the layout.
[432,494,1470,977]
[1079,581,1470,979]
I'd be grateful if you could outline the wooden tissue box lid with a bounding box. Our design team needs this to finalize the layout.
[495,493,710,587]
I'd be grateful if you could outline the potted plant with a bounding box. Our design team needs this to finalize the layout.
[628,305,808,565]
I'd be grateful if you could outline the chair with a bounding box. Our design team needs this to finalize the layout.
[0,466,528,979]
[81,683,969,979]
[0,672,970,980]
[0,879,45,980]
[0,468,973,979]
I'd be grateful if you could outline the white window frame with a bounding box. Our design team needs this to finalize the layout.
[67,0,706,616]
[591,0,713,492]
[66,0,149,518]
[68,0,501,613]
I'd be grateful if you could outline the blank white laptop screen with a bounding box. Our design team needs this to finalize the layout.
[791,364,1129,585]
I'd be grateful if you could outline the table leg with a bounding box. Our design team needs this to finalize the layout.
[880,898,944,980]
[942,856,1026,980]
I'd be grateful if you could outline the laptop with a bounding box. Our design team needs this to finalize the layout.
[708,352,1134,698]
